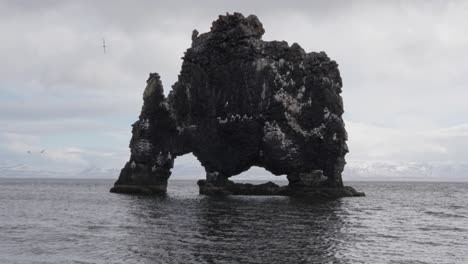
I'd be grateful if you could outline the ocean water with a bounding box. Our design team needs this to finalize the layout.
[0,179,467,264]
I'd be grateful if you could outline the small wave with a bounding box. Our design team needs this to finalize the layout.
[418,225,467,232]
[424,210,467,219]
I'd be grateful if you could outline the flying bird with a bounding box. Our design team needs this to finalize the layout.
[27,150,31,154]
[102,38,107,54]
[40,149,46,154]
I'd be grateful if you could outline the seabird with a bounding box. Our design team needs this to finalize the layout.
[102,38,107,54]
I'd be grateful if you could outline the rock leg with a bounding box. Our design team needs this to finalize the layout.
[287,170,364,198]
[110,155,174,194]
[197,171,232,195]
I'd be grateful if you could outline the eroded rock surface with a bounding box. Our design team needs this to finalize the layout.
[110,13,364,198]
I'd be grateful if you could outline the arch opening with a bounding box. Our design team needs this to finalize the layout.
[168,153,205,194]
[230,166,287,186]
[171,153,205,181]
[169,154,290,196]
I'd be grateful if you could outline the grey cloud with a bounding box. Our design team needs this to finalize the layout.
[0,118,128,135]
[1,0,468,179]
[0,97,140,121]
[347,121,468,163]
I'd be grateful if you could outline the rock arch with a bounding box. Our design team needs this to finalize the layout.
[110,13,363,198]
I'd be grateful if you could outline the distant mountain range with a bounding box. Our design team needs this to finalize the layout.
[0,161,467,181]
[0,163,119,179]
[343,160,468,182]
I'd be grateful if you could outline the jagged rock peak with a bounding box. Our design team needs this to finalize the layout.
[210,12,265,38]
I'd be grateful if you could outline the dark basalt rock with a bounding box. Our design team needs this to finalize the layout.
[110,13,364,198]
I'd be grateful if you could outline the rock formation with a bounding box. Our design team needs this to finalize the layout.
[110,13,364,198]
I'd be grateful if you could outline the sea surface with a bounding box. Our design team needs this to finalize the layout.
[0,179,467,264]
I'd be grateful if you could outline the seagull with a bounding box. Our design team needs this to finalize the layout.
[27,150,31,154]
[102,38,107,54]
[40,149,46,154]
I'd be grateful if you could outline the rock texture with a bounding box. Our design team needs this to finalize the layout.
[110,13,364,198]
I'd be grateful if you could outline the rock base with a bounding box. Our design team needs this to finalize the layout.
[109,184,167,195]
[197,180,364,198]
[291,186,365,198]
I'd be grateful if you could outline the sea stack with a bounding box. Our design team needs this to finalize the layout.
[110,13,364,198]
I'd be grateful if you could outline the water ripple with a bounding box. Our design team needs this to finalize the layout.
[0,179,467,264]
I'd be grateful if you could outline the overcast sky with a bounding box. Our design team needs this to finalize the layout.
[1,0,467,180]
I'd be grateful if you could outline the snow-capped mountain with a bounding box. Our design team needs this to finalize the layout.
[74,167,120,178]
[0,163,65,178]
[344,160,468,182]
[0,161,467,181]
[0,163,119,179]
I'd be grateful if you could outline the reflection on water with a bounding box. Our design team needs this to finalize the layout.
[123,194,348,263]
[193,197,345,263]
[0,179,467,264]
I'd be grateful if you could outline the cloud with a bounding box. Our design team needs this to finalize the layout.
[0,131,128,171]
[1,1,467,179]
[346,121,468,163]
